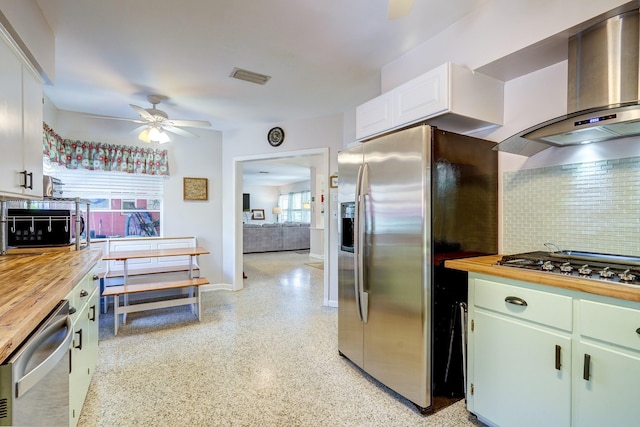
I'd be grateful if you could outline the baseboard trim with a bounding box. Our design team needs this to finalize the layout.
[200,283,234,292]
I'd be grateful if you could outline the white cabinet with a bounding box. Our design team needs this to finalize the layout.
[356,63,503,140]
[574,300,640,427]
[68,268,100,427]
[469,278,572,427]
[0,28,43,199]
[468,274,640,427]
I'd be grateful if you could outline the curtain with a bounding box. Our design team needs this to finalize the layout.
[43,123,170,176]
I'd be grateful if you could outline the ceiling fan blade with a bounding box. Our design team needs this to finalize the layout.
[163,125,198,138]
[130,125,148,134]
[168,119,212,128]
[83,113,146,124]
[130,104,155,121]
[388,0,415,19]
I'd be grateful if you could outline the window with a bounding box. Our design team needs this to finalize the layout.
[44,165,164,238]
[278,190,311,223]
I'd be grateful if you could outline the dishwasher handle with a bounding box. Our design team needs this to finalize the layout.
[16,315,73,398]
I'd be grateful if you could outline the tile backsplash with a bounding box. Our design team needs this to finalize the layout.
[503,156,640,256]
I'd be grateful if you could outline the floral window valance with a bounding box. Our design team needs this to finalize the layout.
[43,123,170,176]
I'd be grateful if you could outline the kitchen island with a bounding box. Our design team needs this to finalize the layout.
[445,255,640,427]
[0,249,102,363]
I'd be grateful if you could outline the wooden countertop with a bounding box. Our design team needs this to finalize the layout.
[0,249,102,363]
[445,255,640,303]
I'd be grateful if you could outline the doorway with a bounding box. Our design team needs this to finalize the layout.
[233,148,330,304]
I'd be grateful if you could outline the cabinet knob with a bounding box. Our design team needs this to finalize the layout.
[636,327,640,335]
[80,289,89,297]
[93,275,99,281]
[69,306,76,315]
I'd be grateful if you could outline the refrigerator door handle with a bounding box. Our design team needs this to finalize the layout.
[358,163,370,323]
[353,163,364,322]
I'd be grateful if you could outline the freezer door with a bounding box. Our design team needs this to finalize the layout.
[362,125,432,408]
[337,145,365,367]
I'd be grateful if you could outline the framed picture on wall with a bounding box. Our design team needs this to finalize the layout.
[251,209,265,220]
[183,177,208,201]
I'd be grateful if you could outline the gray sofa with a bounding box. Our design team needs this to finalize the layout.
[243,222,310,253]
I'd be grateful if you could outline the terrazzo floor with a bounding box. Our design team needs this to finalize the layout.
[78,251,484,426]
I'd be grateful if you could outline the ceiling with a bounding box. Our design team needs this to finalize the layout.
[33,0,486,185]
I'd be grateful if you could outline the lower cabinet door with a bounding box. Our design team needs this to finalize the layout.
[86,287,100,376]
[472,310,571,427]
[69,303,90,427]
[575,341,640,427]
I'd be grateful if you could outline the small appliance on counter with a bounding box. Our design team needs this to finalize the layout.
[42,175,64,198]
[7,209,84,247]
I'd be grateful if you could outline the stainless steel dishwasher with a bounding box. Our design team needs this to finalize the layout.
[0,300,73,426]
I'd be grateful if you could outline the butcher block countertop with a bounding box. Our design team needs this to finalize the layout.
[0,249,102,363]
[445,255,640,303]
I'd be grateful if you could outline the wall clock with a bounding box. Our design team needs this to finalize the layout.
[267,127,285,147]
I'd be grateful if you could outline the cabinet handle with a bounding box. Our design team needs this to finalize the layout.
[80,289,89,297]
[505,296,528,306]
[69,306,77,315]
[20,170,33,189]
[583,354,591,381]
[93,274,99,281]
[74,329,83,350]
[636,327,640,335]
[555,345,561,370]
[89,305,96,322]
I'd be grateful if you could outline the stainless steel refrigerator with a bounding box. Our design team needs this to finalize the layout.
[338,124,497,414]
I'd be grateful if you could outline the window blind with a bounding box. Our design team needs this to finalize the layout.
[44,162,165,199]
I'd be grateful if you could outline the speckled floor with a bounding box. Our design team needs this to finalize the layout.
[78,251,483,426]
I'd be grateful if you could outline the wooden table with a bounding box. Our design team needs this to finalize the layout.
[102,246,210,334]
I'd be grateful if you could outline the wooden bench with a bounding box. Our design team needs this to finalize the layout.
[102,245,210,335]
[97,236,201,313]
[102,277,209,335]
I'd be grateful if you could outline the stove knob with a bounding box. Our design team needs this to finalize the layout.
[619,269,636,282]
[542,261,555,271]
[599,267,615,279]
[578,264,592,276]
[560,262,573,273]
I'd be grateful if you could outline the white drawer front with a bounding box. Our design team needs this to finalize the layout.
[580,299,640,352]
[474,278,573,331]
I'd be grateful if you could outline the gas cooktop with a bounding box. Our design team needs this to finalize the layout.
[496,251,640,286]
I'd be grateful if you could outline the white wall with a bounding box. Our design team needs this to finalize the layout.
[221,114,342,305]
[49,110,224,285]
[242,184,279,223]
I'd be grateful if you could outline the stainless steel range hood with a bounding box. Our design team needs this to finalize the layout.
[496,10,640,156]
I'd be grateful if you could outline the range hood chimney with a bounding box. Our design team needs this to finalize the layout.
[497,9,640,156]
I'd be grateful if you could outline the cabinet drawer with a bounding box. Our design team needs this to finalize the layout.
[68,268,99,322]
[580,300,640,352]
[474,278,573,331]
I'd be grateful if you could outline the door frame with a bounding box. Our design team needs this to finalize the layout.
[232,147,330,303]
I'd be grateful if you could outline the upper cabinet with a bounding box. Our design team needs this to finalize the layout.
[356,62,504,140]
[0,27,43,200]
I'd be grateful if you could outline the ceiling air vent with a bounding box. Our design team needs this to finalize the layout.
[230,67,271,85]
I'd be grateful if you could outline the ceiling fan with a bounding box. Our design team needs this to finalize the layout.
[388,0,415,19]
[91,94,212,144]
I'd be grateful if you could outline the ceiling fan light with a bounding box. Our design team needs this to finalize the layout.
[148,126,161,141]
[158,131,171,144]
[138,128,151,143]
